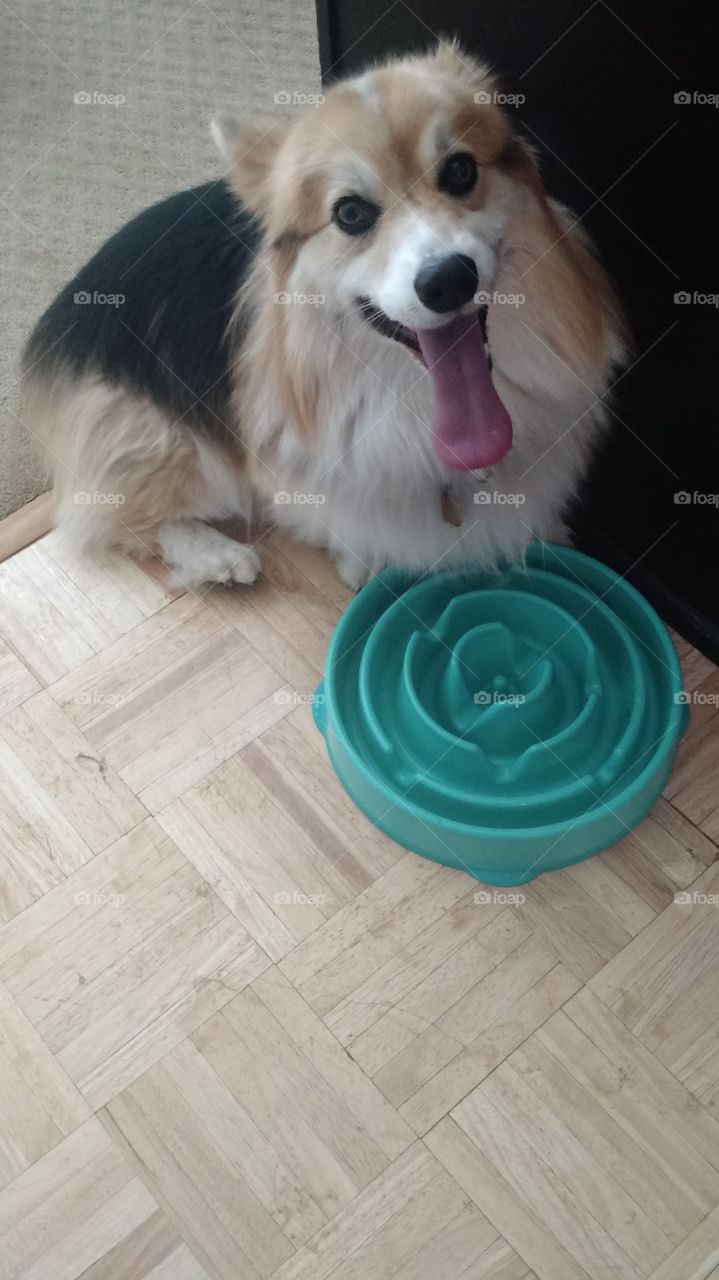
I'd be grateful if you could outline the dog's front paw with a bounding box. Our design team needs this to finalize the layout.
[333,550,371,591]
[159,521,261,589]
[210,542,261,586]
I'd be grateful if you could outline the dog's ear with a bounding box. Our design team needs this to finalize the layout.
[211,113,287,217]
[432,38,497,95]
[429,40,510,161]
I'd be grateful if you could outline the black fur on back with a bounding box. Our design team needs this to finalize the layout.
[23,180,262,436]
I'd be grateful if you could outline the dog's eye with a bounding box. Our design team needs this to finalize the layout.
[438,152,478,197]
[333,196,380,236]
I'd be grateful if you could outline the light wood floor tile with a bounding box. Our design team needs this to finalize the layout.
[513,860,654,984]
[0,639,39,714]
[645,1206,719,1280]
[666,710,719,840]
[400,964,581,1136]
[0,819,270,1107]
[103,1068,298,1280]
[0,530,173,685]
[673,631,719,693]
[589,862,719,1112]
[257,704,403,878]
[1,691,147,850]
[48,594,217,728]
[267,1141,498,1280]
[428,987,719,1280]
[279,854,473,1015]
[104,972,416,1279]
[156,734,395,962]
[267,537,354,612]
[0,982,89,1189]
[47,593,291,811]
[597,797,717,913]
[0,691,147,921]
[549,991,719,1209]
[427,1117,590,1280]
[210,552,340,696]
[0,1117,204,1280]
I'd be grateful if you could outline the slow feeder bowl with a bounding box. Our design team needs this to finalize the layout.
[314,543,689,884]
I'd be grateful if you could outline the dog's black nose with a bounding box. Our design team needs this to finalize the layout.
[414,253,479,313]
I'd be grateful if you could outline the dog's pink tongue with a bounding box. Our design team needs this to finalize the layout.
[417,313,513,470]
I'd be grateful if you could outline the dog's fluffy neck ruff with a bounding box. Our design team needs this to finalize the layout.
[236,253,451,484]
[232,231,610,581]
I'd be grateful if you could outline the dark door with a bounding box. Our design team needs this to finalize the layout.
[316,0,719,659]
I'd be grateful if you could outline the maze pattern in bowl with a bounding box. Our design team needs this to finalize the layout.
[315,543,689,884]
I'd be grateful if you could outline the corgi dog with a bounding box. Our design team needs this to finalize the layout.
[22,41,625,591]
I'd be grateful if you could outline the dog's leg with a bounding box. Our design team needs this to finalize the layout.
[332,548,372,591]
[157,520,260,589]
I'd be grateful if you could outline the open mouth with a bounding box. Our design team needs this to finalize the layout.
[354,297,513,472]
[356,297,423,359]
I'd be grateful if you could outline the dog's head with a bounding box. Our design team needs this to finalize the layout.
[214,42,530,467]
[214,42,527,332]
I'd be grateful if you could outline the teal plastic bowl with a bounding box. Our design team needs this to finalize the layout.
[314,543,689,884]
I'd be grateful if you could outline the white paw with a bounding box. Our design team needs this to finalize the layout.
[158,522,260,589]
[333,551,371,591]
[199,542,260,587]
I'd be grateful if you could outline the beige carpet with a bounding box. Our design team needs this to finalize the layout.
[0,0,321,519]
